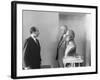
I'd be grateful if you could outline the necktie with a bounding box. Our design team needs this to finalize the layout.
[35,39,39,45]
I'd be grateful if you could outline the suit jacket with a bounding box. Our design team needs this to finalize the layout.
[24,37,41,69]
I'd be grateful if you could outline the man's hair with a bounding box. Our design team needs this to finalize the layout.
[30,26,37,34]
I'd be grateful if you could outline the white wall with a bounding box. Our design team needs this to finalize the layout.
[59,13,91,66]
[23,11,59,66]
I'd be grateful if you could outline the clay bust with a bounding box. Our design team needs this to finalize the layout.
[63,29,76,58]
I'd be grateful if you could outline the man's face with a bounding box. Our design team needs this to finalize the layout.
[34,29,40,37]
[31,29,40,38]
[60,26,67,34]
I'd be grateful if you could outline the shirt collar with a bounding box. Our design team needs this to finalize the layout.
[31,35,37,41]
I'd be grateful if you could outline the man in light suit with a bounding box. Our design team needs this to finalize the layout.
[23,26,41,69]
[56,25,69,67]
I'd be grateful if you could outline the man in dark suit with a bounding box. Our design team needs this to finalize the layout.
[23,26,41,69]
